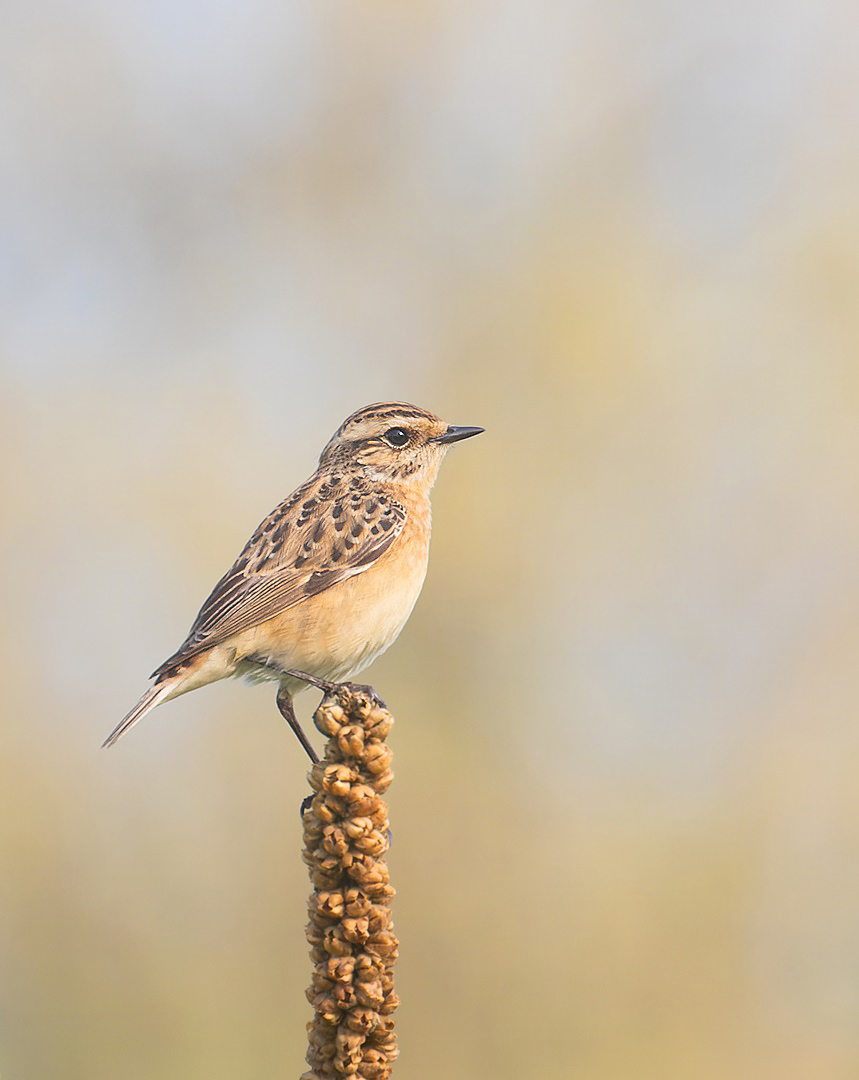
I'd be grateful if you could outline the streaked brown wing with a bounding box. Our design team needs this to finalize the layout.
[153,484,406,676]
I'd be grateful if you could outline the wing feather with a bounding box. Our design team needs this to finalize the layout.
[153,482,406,676]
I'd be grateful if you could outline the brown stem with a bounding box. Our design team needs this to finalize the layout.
[300,684,398,1080]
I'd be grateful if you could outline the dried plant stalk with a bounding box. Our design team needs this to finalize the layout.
[301,684,399,1080]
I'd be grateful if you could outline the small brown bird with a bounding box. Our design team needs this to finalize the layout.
[103,402,483,758]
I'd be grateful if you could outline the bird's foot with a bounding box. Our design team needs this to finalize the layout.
[339,682,388,710]
[282,671,386,710]
[248,658,387,765]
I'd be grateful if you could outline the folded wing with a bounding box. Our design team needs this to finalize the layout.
[153,483,406,678]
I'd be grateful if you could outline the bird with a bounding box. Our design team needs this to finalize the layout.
[103,402,483,759]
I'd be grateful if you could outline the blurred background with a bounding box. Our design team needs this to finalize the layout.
[2,1,859,1077]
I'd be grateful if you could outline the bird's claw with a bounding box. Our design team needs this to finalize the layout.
[340,682,387,710]
[283,671,386,709]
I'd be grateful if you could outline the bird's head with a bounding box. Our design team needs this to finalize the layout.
[319,402,483,491]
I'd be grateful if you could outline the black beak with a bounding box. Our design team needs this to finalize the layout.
[435,425,485,445]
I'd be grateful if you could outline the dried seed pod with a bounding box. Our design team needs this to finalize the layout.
[320,763,358,797]
[355,979,385,1009]
[353,830,388,857]
[337,725,365,757]
[316,891,345,920]
[326,955,355,982]
[311,798,339,826]
[362,743,392,775]
[344,784,379,816]
[334,983,358,1010]
[343,889,373,918]
[322,826,350,857]
[370,771,394,795]
[379,991,399,1017]
[342,852,389,886]
[366,908,391,936]
[303,686,398,1078]
[323,925,353,957]
[345,1006,382,1035]
[315,702,346,735]
[341,916,370,944]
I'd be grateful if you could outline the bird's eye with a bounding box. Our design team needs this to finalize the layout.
[384,427,410,447]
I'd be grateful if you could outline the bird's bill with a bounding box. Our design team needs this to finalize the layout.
[434,425,485,444]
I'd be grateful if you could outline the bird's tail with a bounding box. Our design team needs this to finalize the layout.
[102,682,173,749]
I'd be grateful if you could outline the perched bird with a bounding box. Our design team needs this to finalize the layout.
[103,402,483,759]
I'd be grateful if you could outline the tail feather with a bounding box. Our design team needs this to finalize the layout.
[102,682,172,749]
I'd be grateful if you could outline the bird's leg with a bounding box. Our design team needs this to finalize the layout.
[280,669,337,694]
[247,655,385,758]
[275,684,319,765]
[248,656,338,696]
[278,669,390,831]
[244,654,323,764]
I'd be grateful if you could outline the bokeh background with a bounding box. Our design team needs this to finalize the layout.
[2,2,859,1077]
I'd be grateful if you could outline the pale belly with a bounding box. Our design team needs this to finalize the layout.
[227,530,430,691]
